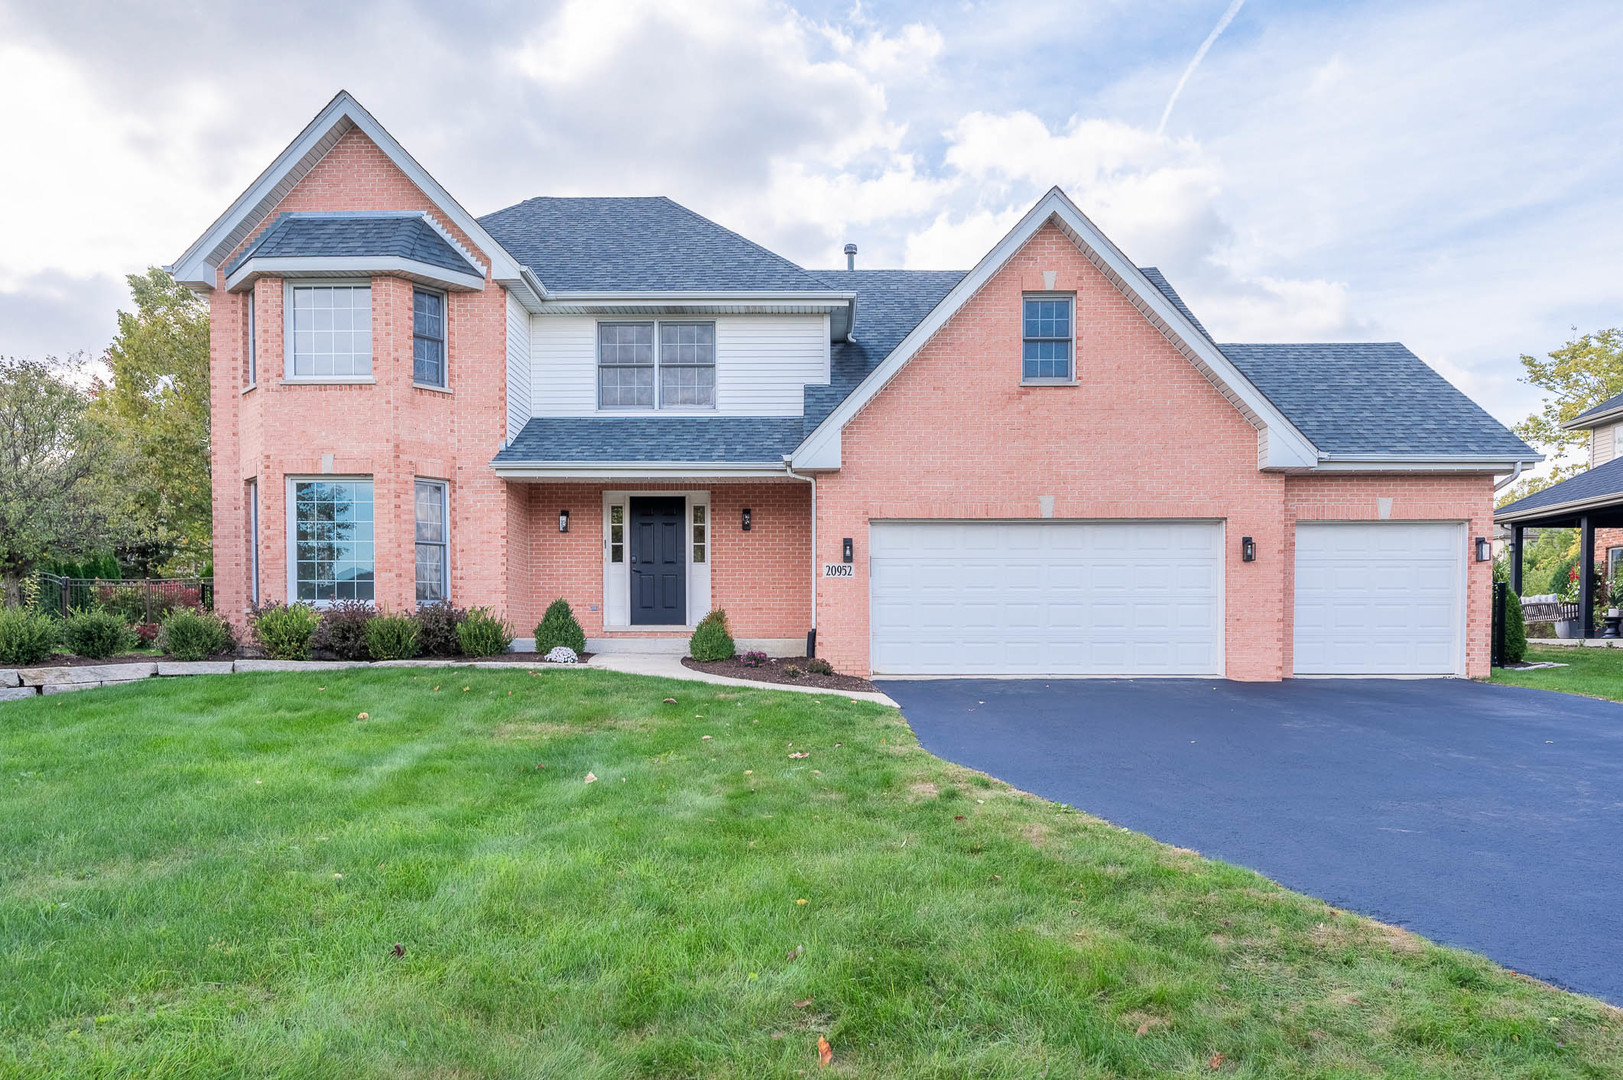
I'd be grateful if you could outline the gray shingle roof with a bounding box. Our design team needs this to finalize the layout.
[1496,456,1623,518]
[1571,389,1623,426]
[493,416,806,465]
[225,212,479,278]
[1139,267,1213,342]
[1221,342,1536,458]
[477,197,839,293]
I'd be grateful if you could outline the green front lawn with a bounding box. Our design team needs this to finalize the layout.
[2,671,1619,1077]
[1493,644,1623,702]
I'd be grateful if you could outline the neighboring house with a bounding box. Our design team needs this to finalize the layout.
[170,92,1538,679]
[1497,391,1623,626]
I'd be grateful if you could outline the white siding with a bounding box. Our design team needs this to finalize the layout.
[529,313,829,417]
[505,291,531,441]
[1597,423,1622,467]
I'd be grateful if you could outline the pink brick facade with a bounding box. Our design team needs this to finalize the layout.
[203,123,1500,680]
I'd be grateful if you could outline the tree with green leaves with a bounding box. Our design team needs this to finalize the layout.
[1500,328,1623,506]
[0,356,109,604]
[89,268,212,575]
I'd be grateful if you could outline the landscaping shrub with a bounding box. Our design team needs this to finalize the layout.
[535,598,587,655]
[158,609,233,661]
[414,601,466,657]
[740,649,768,668]
[366,614,420,661]
[133,622,161,646]
[314,601,376,660]
[252,603,321,661]
[0,606,60,665]
[689,609,735,662]
[457,607,512,657]
[62,609,138,659]
[1505,587,1527,664]
[806,657,834,676]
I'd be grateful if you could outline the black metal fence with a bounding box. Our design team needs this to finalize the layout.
[35,574,214,623]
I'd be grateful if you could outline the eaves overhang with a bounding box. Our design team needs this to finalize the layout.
[226,256,486,293]
[490,459,793,481]
[539,290,857,341]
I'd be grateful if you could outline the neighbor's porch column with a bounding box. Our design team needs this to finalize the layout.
[1580,515,1596,638]
[1510,523,1524,595]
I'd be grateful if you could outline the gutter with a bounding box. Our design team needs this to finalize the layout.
[1494,460,1526,492]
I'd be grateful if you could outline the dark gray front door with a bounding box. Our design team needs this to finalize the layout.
[630,497,686,625]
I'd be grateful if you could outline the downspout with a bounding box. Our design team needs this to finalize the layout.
[1494,460,1527,491]
[783,456,818,652]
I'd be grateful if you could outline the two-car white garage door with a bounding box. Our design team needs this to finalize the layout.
[868,519,1466,677]
[869,521,1224,676]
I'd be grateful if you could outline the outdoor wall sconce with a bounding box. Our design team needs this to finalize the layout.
[1475,536,1491,562]
[1241,536,1256,562]
[842,537,854,563]
[742,507,752,531]
[559,509,569,533]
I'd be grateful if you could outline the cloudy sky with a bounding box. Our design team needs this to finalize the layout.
[1,0,1620,432]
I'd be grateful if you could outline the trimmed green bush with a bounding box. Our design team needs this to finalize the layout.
[688,609,735,662]
[1505,587,1527,664]
[158,609,233,662]
[366,614,420,661]
[0,606,60,665]
[457,607,512,657]
[535,598,587,655]
[253,603,321,661]
[806,657,834,676]
[63,609,138,659]
[414,601,466,657]
[314,601,375,660]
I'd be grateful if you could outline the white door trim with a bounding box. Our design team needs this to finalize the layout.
[601,489,711,629]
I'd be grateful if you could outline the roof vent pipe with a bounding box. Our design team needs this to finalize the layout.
[843,243,857,271]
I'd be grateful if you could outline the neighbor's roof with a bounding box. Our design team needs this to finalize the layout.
[478,196,840,294]
[224,212,481,278]
[1567,388,1623,429]
[1496,455,1623,520]
[1220,342,1537,458]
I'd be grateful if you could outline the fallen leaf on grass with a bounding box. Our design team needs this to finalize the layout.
[818,1036,833,1067]
[462,686,470,692]
[391,943,405,957]
[584,772,597,783]
[794,998,814,1008]
[356,712,369,720]
[771,1032,784,1040]
[663,697,677,704]
[788,752,809,759]
[795,898,808,905]
[1208,1052,1225,1069]
[786,944,803,961]
[535,763,545,770]
[702,735,713,740]
[954,815,966,821]
[1137,1022,1151,1036]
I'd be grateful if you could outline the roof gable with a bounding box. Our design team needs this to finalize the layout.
[791,187,1320,471]
[168,91,538,305]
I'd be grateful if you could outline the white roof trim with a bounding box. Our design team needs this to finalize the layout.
[492,460,791,480]
[167,90,539,308]
[1561,405,1623,431]
[1313,455,1539,474]
[226,255,486,293]
[790,187,1321,471]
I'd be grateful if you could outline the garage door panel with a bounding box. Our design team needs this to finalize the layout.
[1294,523,1463,675]
[869,521,1222,676]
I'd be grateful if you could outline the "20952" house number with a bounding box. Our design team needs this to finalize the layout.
[822,563,855,578]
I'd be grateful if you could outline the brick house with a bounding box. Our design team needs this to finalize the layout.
[170,92,1537,679]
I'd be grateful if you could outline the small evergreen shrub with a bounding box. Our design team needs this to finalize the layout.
[63,609,138,659]
[806,657,834,676]
[315,601,376,660]
[366,614,420,661]
[1505,587,1527,664]
[457,607,512,657]
[688,609,735,662]
[535,598,587,655]
[0,607,60,665]
[253,603,321,661]
[159,609,233,661]
[414,601,466,657]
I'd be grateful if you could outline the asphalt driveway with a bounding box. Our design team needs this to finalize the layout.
[881,677,1623,1005]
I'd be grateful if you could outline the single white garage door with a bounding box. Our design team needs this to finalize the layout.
[868,520,1223,676]
[1293,522,1465,675]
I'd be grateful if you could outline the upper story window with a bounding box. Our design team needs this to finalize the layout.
[246,292,256,386]
[597,320,716,410]
[289,285,372,379]
[1021,295,1074,383]
[413,289,446,388]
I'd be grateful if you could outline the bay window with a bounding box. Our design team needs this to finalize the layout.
[287,284,373,379]
[291,479,374,603]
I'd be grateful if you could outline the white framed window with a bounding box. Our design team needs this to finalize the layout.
[288,478,374,604]
[247,478,259,606]
[609,504,625,563]
[1021,294,1075,383]
[413,289,446,388]
[597,320,716,410]
[286,283,372,379]
[414,479,449,604]
[246,292,256,386]
[692,503,707,563]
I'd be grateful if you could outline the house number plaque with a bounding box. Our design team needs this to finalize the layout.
[822,563,855,578]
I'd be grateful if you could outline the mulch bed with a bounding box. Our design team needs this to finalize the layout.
[23,652,592,668]
[682,655,878,693]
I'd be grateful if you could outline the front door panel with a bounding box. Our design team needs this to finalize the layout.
[630,497,686,625]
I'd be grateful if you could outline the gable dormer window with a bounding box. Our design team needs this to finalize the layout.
[1021,294,1074,383]
[597,320,716,409]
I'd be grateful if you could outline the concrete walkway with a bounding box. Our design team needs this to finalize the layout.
[588,652,898,706]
